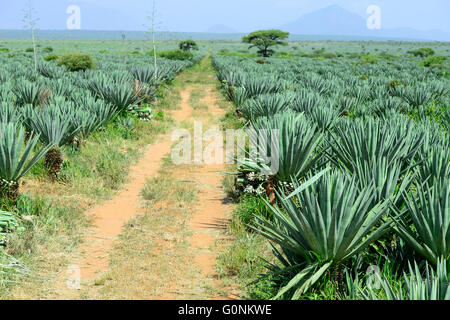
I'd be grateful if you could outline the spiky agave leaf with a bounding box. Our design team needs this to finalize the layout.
[72,110,103,141]
[51,79,75,98]
[0,83,16,104]
[240,76,288,98]
[44,94,68,107]
[73,102,118,141]
[74,94,118,128]
[442,106,450,132]
[239,92,295,120]
[368,96,404,118]
[417,141,450,186]
[20,104,34,132]
[428,80,448,99]
[100,83,142,115]
[26,105,80,147]
[70,88,96,107]
[328,117,424,175]
[292,91,324,113]
[401,84,435,108]
[109,70,133,84]
[26,105,81,179]
[0,72,8,84]
[332,95,357,115]
[252,170,392,299]
[404,258,450,300]
[37,62,65,79]
[306,105,340,132]
[129,66,161,84]
[0,102,22,124]
[13,79,41,106]
[346,85,372,105]
[369,85,390,101]
[393,179,449,265]
[84,73,110,97]
[88,100,118,127]
[299,73,331,96]
[0,122,51,183]
[231,87,249,107]
[238,112,323,183]
[353,157,416,209]
[349,258,450,300]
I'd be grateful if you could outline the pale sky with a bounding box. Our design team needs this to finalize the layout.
[0,0,449,33]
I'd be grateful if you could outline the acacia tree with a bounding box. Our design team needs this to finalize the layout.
[242,29,290,57]
[22,0,39,71]
[179,40,198,52]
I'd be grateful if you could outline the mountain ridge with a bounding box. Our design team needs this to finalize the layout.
[281,4,450,42]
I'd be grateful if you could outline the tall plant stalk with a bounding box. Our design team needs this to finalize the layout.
[145,0,159,84]
[22,0,39,72]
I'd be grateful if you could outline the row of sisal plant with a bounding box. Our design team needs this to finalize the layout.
[212,54,449,299]
[214,56,448,123]
[0,52,195,207]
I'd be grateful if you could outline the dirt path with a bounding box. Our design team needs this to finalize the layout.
[52,56,236,299]
[160,86,231,299]
[74,137,173,280]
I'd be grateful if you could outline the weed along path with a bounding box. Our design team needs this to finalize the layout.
[47,56,237,299]
[73,137,173,280]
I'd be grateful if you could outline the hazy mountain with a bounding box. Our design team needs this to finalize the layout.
[281,5,450,42]
[205,24,237,34]
[369,27,450,42]
[282,5,366,36]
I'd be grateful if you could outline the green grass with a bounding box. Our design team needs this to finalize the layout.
[0,84,175,298]
[220,105,244,131]
[189,89,209,111]
[27,115,172,201]
[216,194,279,300]
[0,193,87,297]
[140,156,198,206]
[233,194,272,228]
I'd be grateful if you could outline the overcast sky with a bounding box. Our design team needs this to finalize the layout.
[0,0,449,33]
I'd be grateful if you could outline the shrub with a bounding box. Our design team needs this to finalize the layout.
[408,47,435,58]
[179,40,198,52]
[322,52,337,59]
[387,80,407,90]
[44,55,59,62]
[358,54,378,64]
[421,55,446,68]
[275,51,289,57]
[0,48,9,53]
[157,49,193,61]
[235,194,272,227]
[57,53,95,71]
[25,47,34,53]
[313,48,326,56]
[42,46,53,53]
